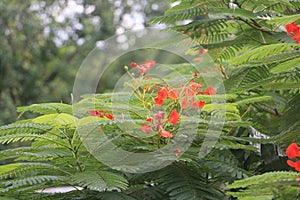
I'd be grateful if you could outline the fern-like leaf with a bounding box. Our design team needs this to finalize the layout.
[71,171,128,192]
[17,103,72,115]
[229,43,298,66]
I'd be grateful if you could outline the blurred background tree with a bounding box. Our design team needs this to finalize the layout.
[0,0,168,125]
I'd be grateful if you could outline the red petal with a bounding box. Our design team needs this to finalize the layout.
[286,143,300,159]
[285,22,300,43]
[174,148,181,153]
[160,129,173,138]
[204,86,216,95]
[105,113,114,120]
[89,110,99,116]
[155,111,165,120]
[167,110,180,125]
[154,97,163,106]
[130,62,137,67]
[181,96,189,109]
[149,60,156,67]
[193,72,198,77]
[287,160,296,168]
[146,117,153,122]
[192,100,205,109]
[98,110,105,118]
[287,160,300,171]
[189,81,202,94]
[158,87,168,100]
[140,124,151,134]
[137,66,147,75]
[168,88,180,100]
[286,22,298,33]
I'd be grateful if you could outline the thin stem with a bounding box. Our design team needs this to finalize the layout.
[259,31,266,44]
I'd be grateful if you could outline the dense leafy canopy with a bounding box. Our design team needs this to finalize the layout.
[0,0,300,199]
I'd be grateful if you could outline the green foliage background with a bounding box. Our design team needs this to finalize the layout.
[0,0,167,125]
[0,0,300,199]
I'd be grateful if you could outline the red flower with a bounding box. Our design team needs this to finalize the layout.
[181,96,189,109]
[130,62,137,67]
[137,66,147,75]
[167,110,180,125]
[154,87,168,106]
[188,81,202,95]
[193,72,198,77]
[174,148,181,157]
[155,111,165,120]
[203,86,216,95]
[146,117,153,122]
[140,124,151,134]
[89,110,113,120]
[130,60,156,75]
[174,148,181,153]
[158,87,168,100]
[191,98,205,109]
[287,160,300,171]
[286,22,299,34]
[89,110,99,116]
[285,22,300,44]
[105,113,114,120]
[98,110,105,117]
[168,88,180,100]
[286,143,300,159]
[160,129,173,138]
[143,60,156,69]
[185,82,200,97]
[154,96,164,106]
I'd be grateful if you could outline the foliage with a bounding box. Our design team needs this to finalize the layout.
[227,171,300,200]
[0,0,167,125]
[1,0,300,199]
[148,0,300,199]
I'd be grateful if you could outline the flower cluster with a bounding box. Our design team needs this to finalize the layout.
[130,60,156,75]
[285,22,300,44]
[153,81,216,109]
[140,109,179,138]
[286,142,300,179]
[88,110,114,120]
[128,60,217,155]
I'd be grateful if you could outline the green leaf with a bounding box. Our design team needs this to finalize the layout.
[156,163,224,200]
[0,163,20,175]
[250,51,300,66]
[203,103,239,114]
[0,162,58,179]
[229,44,298,66]
[234,96,272,106]
[1,175,66,192]
[267,14,300,26]
[32,113,77,128]
[0,123,52,136]
[72,171,128,192]
[17,103,72,115]
[227,171,298,189]
[270,57,300,73]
